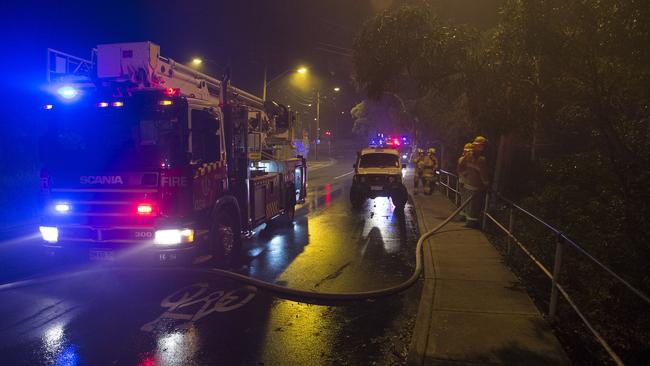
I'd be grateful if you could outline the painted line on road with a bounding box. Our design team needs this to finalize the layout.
[333,171,354,180]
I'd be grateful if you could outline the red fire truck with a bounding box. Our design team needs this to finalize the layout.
[38,42,307,266]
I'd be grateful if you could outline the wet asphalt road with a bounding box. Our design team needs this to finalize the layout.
[0,151,422,365]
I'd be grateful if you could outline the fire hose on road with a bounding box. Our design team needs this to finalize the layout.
[0,197,472,302]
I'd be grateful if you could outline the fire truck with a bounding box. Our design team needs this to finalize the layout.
[38,42,307,266]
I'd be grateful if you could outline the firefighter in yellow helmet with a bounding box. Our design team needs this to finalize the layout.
[457,142,474,221]
[458,136,490,228]
[422,148,438,194]
[413,148,426,194]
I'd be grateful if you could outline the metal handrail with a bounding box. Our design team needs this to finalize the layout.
[479,190,650,366]
[490,190,650,305]
[437,169,460,205]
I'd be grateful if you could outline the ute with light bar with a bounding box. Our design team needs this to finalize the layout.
[39,42,308,266]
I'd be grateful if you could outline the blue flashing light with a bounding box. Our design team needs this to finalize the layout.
[57,86,79,100]
[316,139,321,145]
[55,203,71,213]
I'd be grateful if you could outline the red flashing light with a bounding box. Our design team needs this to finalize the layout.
[164,88,181,97]
[393,138,400,146]
[137,204,154,215]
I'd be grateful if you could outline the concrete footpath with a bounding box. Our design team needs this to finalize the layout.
[407,189,571,365]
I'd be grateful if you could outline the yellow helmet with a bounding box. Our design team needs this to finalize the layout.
[473,136,488,144]
[463,143,473,151]
[428,148,436,154]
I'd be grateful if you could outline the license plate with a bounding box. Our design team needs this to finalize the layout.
[89,249,115,261]
[371,185,383,191]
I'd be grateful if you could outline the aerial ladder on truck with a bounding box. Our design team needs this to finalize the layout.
[40,42,307,266]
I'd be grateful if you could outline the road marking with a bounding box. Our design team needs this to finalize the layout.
[333,171,354,180]
[141,282,257,332]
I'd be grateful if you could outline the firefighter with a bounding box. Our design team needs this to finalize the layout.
[413,148,426,194]
[422,148,438,194]
[427,148,438,170]
[458,136,489,228]
[457,142,474,221]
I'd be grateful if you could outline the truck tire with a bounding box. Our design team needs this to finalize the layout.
[285,184,297,222]
[390,184,408,211]
[210,209,242,268]
[349,185,365,209]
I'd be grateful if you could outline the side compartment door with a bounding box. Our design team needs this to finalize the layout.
[189,108,227,212]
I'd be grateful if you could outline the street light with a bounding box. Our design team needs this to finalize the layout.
[333,87,340,92]
[192,58,203,66]
[263,65,309,101]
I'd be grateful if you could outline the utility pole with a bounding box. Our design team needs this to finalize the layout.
[262,64,268,101]
[315,90,321,159]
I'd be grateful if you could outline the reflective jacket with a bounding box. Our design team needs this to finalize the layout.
[458,153,489,190]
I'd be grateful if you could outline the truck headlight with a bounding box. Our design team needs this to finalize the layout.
[154,229,194,245]
[39,226,59,243]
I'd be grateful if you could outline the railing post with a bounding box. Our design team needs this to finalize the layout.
[455,178,460,206]
[481,191,489,230]
[507,206,514,256]
[549,235,564,320]
[445,175,450,199]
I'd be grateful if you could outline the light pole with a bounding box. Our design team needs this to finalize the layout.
[263,66,308,101]
[314,86,340,159]
[315,90,320,159]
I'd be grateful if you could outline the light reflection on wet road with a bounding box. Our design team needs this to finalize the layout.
[0,152,422,365]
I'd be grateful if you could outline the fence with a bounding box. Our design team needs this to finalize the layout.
[437,170,650,366]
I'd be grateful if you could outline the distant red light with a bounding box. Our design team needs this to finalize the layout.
[137,204,153,215]
[164,88,180,97]
[393,139,400,146]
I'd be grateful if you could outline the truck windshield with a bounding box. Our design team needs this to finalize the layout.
[359,153,400,168]
[39,103,184,171]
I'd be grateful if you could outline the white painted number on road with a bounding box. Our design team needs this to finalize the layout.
[141,282,257,332]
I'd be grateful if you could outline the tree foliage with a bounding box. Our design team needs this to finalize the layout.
[353,1,650,362]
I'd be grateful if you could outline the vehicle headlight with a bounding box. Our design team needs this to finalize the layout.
[39,226,59,243]
[154,229,194,245]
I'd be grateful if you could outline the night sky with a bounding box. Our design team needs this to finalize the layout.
[0,0,502,135]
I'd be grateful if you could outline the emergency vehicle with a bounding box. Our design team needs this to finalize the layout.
[349,148,407,210]
[369,133,411,164]
[38,42,307,266]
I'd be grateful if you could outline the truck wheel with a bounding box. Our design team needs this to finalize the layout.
[349,185,364,209]
[210,211,242,268]
[285,184,297,222]
[390,184,408,211]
